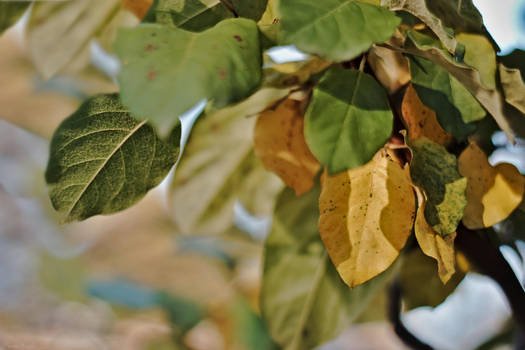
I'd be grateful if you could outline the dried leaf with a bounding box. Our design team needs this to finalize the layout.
[254,98,319,195]
[499,64,525,115]
[458,142,525,229]
[319,150,415,287]
[413,186,456,283]
[401,84,453,145]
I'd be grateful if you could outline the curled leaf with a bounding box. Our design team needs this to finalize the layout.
[458,142,525,229]
[413,186,457,283]
[254,98,320,195]
[499,64,525,115]
[319,150,415,287]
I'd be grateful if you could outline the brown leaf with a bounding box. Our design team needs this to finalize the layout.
[254,98,320,195]
[319,150,415,287]
[413,186,456,283]
[458,142,525,229]
[401,84,453,146]
[121,0,153,19]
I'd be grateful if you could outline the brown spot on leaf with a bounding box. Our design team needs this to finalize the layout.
[147,70,157,81]
[144,43,158,52]
[233,35,243,42]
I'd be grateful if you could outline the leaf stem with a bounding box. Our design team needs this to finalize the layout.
[456,225,525,330]
[219,0,239,17]
[387,280,434,350]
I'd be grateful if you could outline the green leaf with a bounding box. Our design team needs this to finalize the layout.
[499,64,525,115]
[457,33,497,90]
[262,186,396,350]
[169,88,287,234]
[409,55,483,139]
[145,0,233,30]
[45,94,179,222]
[305,67,393,173]
[115,18,262,132]
[0,2,30,34]
[27,0,121,78]
[409,137,467,236]
[231,0,268,21]
[399,249,464,309]
[277,0,400,61]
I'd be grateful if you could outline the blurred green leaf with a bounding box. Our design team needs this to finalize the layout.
[115,18,262,132]
[261,186,396,350]
[232,300,278,350]
[87,279,158,308]
[400,249,464,309]
[0,2,31,34]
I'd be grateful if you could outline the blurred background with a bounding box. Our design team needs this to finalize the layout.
[0,1,525,349]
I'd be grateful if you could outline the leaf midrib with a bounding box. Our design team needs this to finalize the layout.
[63,119,148,219]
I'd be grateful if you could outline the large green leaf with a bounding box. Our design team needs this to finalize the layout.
[28,0,121,78]
[305,67,393,173]
[277,0,400,61]
[115,18,262,132]
[169,88,287,234]
[409,137,467,236]
[0,2,30,34]
[46,94,179,222]
[261,186,396,350]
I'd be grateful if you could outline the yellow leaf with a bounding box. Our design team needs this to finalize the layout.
[254,98,320,195]
[121,0,153,19]
[413,186,456,283]
[458,142,525,229]
[319,150,415,287]
[401,84,452,146]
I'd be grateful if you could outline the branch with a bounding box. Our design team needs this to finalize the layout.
[456,225,525,330]
[387,280,434,350]
[219,0,239,17]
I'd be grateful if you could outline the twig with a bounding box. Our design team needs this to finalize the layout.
[387,280,434,350]
[219,0,239,17]
[456,225,525,330]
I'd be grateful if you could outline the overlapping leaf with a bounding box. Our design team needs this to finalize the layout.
[277,0,400,61]
[458,142,525,229]
[413,187,457,283]
[368,45,410,94]
[409,53,484,139]
[401,84,452,145]
[262,186,396,350]
[319,150,415,287]
[305,67,393,173]
[169,88,288,234]
[457,33,496,89]
[400,248,463,309]
[115,18,262,132]
[383,0,457,54]
[46,94,179,222]
[28,0,122,78]
[409,137,467,236]
[403,31,516,141]
[254,98,320,195]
